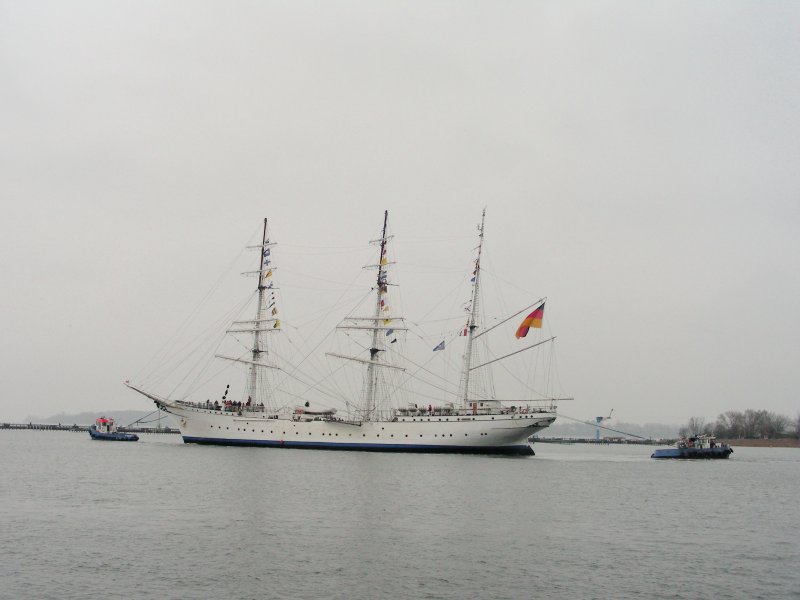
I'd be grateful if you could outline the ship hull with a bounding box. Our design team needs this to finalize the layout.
[88,427,139,442]
[651,447,733,459]
[156,400,554,456]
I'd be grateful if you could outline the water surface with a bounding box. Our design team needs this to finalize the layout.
[2,432,798,599]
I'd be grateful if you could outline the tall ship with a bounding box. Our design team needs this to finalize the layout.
[127,211,563,455]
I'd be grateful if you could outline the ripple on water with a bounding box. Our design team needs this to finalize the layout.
[1,433,799,600]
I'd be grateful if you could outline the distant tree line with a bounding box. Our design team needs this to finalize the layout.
[680,410,799,440]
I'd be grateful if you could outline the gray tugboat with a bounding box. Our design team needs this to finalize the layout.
[651,435,732,459]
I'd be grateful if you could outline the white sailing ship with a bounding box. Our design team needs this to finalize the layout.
[127,210,561,455]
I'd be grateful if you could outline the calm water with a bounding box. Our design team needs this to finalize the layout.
[1,431,798,600]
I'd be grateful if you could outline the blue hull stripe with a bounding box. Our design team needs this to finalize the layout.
[651,448,732,459]
[182,436,534,456]
[89,430,139,442]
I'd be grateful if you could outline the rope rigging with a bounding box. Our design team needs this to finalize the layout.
[553,413,650,440]
[127,213,569,429]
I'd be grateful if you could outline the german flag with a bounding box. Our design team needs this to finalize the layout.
[515,303,545,339]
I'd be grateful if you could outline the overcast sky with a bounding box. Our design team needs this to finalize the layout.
[1,1,798,425]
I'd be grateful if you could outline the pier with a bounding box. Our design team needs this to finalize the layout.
[532,436,672,445]
[1,422,180,434]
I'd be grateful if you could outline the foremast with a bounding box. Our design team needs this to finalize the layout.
[218,218,281,411]
[459,208,486,408]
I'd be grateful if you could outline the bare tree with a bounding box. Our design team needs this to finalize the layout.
[715,409,793,439]
[724,411,746,438]
[680,416,707,437]
[743,409,766,438]
[761,413,789,439]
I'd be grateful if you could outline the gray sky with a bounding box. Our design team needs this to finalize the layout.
[1,1,798,425]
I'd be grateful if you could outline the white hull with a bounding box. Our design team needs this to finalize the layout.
[154,398,555,456]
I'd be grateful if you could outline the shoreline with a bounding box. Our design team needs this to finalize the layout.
[720,438,800,448]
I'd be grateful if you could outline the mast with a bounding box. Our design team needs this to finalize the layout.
[247,218,269,404]
[325,211,405,421]
[363,210,389,421]
[460,208,486,407]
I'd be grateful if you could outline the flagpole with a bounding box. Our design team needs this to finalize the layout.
[472,298,546,341]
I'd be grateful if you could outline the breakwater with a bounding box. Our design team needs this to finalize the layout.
[1,422,180,434]
[533,436,671,445]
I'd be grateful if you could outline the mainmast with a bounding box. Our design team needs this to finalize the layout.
[363,210,390,421]
[247,219,270,402]
[460,208,486,407]
[325,211,406,422]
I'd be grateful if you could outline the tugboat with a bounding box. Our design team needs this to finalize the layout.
[88,417,139,442]
[651,435,732,459]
